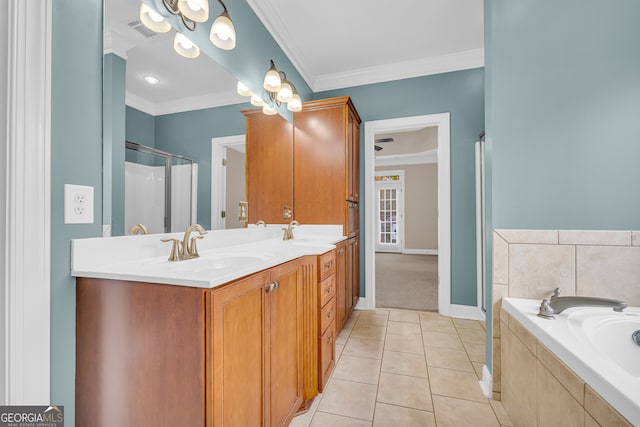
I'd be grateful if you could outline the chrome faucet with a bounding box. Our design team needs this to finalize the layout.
[538,288,627,319]
[160,224,207,261]
[282,220,300,240]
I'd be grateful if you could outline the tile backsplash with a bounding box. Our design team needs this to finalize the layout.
[491,229,640,398]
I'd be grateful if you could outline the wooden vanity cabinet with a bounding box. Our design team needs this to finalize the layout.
[293,96,361,236]
[243,109,294,224]
[76,256,317,427]
[317,250,337,391]
[335,240,348,330]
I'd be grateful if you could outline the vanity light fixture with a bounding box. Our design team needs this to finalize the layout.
[237,81,253,97]
[209,0,236,51]
[140,0,236,55]
[143,75,160,85]
[262,104,277,116]
[250,94,264,107]
[173,32,200,58]
[140,3,171,33]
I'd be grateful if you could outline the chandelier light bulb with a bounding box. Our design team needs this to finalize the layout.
[178,0,209,23]
[277,80,293,103]
[237,81,252,97]
[140,3,171,33]
[287,93,302,112]
[263,61,281,92]
[263,104,277,115]
[210,12,236,50]
[173,33,200,58]
[250,94,264,107]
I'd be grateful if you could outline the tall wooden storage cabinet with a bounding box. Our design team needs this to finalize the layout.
[243,110,294,224]
[293,96,361,238]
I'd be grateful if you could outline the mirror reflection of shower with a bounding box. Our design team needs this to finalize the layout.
[125,142,198,234]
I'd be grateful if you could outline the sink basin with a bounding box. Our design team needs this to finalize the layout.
[143,252,275,274]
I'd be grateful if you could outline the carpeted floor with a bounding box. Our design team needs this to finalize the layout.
[375,253,438,311]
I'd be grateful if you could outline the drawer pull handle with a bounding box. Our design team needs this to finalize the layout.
[327,310,333,318]
[327,287,333,293]
[327,336,333,343]
[338,249,344,254]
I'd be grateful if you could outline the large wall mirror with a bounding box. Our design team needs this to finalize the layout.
[102,0,298,236]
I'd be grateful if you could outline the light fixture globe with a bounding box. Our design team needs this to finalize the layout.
[210,11,236,50]
[177,0,209,23]
[277,80,293,103]
[173,33,200,58]
[263,104,277,116]
[287,93,302,112]
[263,61,281,92]
[250,94,264,107]
[237,81,252,97]
[140,3,171,33]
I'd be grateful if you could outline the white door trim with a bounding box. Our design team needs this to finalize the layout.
[1,0,52,404]
[363,113,451,316]
[211,135,245,229]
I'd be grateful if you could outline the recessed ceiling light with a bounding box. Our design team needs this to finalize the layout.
[143,75,159,85]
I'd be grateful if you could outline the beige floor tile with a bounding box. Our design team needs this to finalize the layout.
[357,312,389,327]
[418,311,442,319]
[386,321,422,337]
[310,411,372,427]
[342,316,358,331]
[332,355,381,385]
[388,310,421,323]
[429,367,488,403]
[457,327,487,344]
[384,334,425,354]
[335,343,344,360]
[317,379,377,421]
[420,318,457,334]
[422,331,464,350]
[473,362,485,380]
[336,328,351,345]
[463,341,487,363]
[376,372,433,411]
[381,350,428,378]
[489,399,513,426]
[342,337,384,359]
[373,402,436,427]
[425,347,474,372]
[453,318,485,331]
[351,324,387,341]
[290,392,324,427]
[432,395,499,427]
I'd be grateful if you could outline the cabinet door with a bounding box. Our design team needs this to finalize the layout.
[346,239,355,314]
[335,241,348,330]
[209,271,270,427]
[244,110,294,224]
[347,112,360,203]
[268,260,304,427]
[352,237,360,307]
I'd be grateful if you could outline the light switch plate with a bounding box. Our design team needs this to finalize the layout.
[64,184,94,224]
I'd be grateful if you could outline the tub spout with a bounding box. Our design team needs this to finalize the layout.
[538,289,627,319]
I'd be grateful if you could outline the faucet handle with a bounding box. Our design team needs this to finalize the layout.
[161,238,182,261]
[538,299,555,319]
[551,288,561,299]
[188,235,204,258]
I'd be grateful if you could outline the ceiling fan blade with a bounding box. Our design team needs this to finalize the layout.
[374,145,383,151]
[375,137,394,143]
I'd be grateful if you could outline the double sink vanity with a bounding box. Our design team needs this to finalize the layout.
[72,224,354,427]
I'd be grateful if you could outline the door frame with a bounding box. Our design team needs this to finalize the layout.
[362,113,452,316]
[374,169,405,253]
[211,134,245,230]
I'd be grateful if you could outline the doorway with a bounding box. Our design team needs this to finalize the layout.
[363,113,452,315]
[211,135,246,230]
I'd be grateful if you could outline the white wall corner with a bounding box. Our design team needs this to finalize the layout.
[450,304,484,321]
[479,365,493,398]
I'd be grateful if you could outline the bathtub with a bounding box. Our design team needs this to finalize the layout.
[502,297,640,425]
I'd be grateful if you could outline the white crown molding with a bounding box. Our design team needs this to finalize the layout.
[375,149,438,167]
[246,0,314,90]
[314,48,485,92]
[125,90,247,116]
[103,31,131,59]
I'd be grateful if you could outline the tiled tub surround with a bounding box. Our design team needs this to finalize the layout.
[501,298,637,426]
[491,229,640,424]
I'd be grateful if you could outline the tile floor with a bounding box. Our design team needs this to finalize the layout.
[290,308,513,427]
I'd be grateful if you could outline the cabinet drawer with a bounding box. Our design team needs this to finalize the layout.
[318,275,336,308]
[319,296,336,334]
[318,321,336,392]
[318,250,336,282]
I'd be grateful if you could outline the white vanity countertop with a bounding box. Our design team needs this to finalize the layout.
[71,225,345,289]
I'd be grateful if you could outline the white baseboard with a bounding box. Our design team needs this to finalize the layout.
[355,297,372,310]
[450,304,485,320]
[402,249,438,255]
[479,365,493,398]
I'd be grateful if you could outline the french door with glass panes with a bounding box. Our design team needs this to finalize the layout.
[375,174,403,252]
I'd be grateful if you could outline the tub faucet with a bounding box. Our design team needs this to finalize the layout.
[282,220,300,240]
[538,288,627,319]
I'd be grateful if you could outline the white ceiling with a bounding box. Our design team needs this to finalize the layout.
[105,0,484,116]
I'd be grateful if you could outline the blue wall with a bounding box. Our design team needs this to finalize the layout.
[153,103,252,229]
[51,0,104,424]
[318,69,485,306]
[484,0,640,373]
[126,106,156,148]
